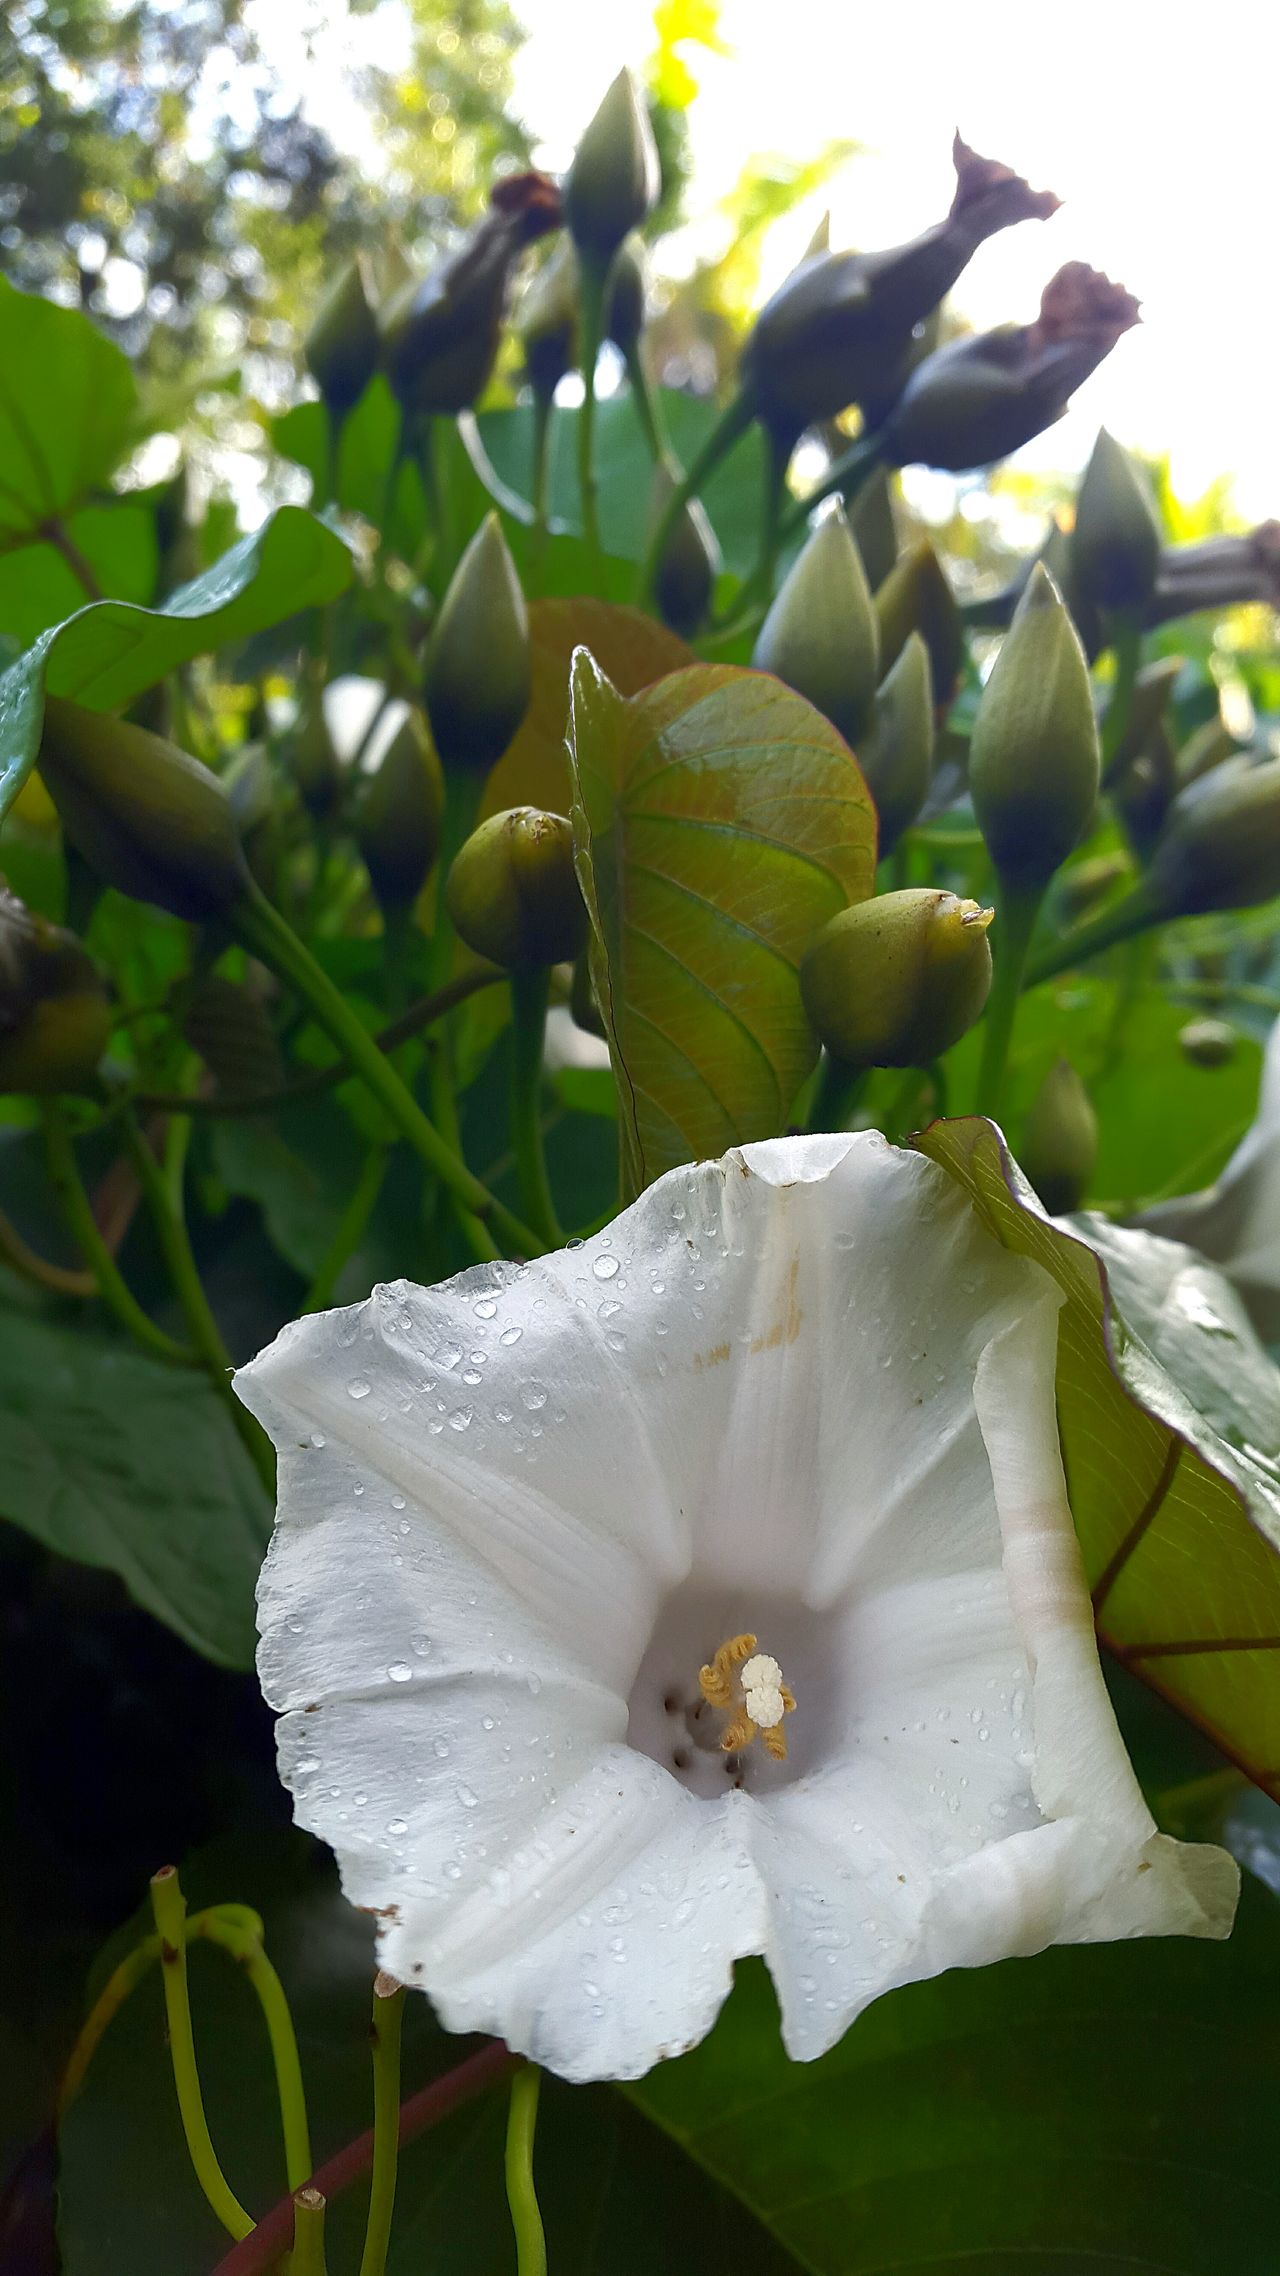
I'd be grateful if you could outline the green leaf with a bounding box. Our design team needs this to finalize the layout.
[915,1116,1280,1799]
[0,507,353,824]
[0,278,137,550]
[632,1880,1280,2274]
[0,1309,268,1666]
[482,596,694,821]
[568,653,877,1189]
[0,502,158,647]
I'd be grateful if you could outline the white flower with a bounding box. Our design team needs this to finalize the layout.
[236,1133,1236,2084]
[1136,1016,1280,1338]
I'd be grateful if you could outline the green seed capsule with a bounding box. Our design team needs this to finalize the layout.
[874,540,966,713]
[649,463,719,639]
[38,697,251,923]
[446,807,588,971]
[424,514,531,774]
[304,254,380,419]
[1019,1056,1098,1215]
[1070,428,1162,617]
[0,879,112,1095]
[356,711,445,914]
[969,563,1100,888]
[856,632,934,854]
[564,70,661,265]
[800,887,994,1070]
[753,507,879,748]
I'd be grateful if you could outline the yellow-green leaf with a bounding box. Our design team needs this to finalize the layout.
[569,651,877,1190]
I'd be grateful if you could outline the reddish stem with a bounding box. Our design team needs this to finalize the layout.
[208,2039,515,2276]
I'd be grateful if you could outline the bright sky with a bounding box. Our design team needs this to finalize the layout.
[509,0,1280,520]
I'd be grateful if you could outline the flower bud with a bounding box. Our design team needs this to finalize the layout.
[38,697,251,922]
[880,264,1140,473]
[287,685,342,822]
[424,514,530,773]
[1069,429,1162,618]
[517,238,579,398]
[605,233,649,357]
[848,467,899,594]
[355,711,444,915]
[1112,715,1176,857]
[304,254,380,419]
[1144,757,1280,917]
[874,540,966,713]
[1105,654,1182,782]
[742,136,1058,435]
[1055,851,1131,920]
[648,463,719,639]
[564,70,660,266]
[1176,716,1238,789]
[1179,1017,1237,1069]
[856,633,934,854]
[969,564,1100,888]
[1019,1057,1098,1216]
[0,879,112,1095]
[384,172,561,417]
[752,507,879,746]
[445,807,588,970]
[800,888,994,1071]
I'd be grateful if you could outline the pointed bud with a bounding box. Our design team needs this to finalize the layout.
[287,684,342,822]
[304,254,380,419]
[38,698,251,922]
[605,232,649,357]
[1019,1057,1098,1215]
[424,514,530,773]
[446,806,588,970]
[847,467,899,595]
[1105,653,1182,783]
[517,238,579,398]
[1112,715,1176,856]
[384,172,561,417]
[874,540,966,713]
[1070,429,1162,617]
[1177,716,1238,788]
[856,633,934,853]
[1055,850,1131,920]
[355,711,444,914]
[1145,757,1280,917]
[648,463,719,639]
[564,70,660,266]
[800,888,994,1070]
[753,507,879,747]
[0,879,112,1095]
[969,564,1100,888]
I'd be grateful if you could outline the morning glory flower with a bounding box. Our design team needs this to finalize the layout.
[1136,1017,1280,1338]
[236,1133,1235,2084]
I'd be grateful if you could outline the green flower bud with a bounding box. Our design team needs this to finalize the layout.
[1105,653,1182,782]
[969,563,1100,888]
[800,888,994,1071]
[1070,428,1161,617]
[856,633,934,854]
[753,506,879,748]
[605,233,649,357]
[874,540,966,713]
[384,172,561,417]
[1176,715,1238,789]
[287,684,342,822]
[1112,715,1176,857]
[1055,850,1131,920]
[847,467,899,595]
[1179,1017,1237,1069]
[446,807,588,970]
[648,463,719,639]
[0,879,112,1095]
[304,254,380,419]
[424,514,530,773]
[355,711,444,914]
[564,70,660,266]
[1019,1057,1098,1216]
[1145,757,1280,917]
[517,238,579,398]
[38,697,251,923]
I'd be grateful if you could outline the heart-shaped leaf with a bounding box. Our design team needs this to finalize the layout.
[0,278,137,551]
[568,653,877,1190]
[916,1116,1280,1798]
[482,597,694,820]
[0,507,353,823]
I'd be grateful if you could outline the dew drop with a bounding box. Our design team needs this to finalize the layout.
[309,1431,327,1450]
[474,1298,498,1319]
[387,1661,413,1684]
[593,1254,620,1281]
[456,1783,480,1809]
[386,1816,408,1836]
[499,1326,523,1347]
[521,1384,548,1410]
[347,1377,371,1400]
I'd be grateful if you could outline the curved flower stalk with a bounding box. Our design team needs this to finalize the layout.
[237,1134,1234,2085]
[1135,1018,1280,1338]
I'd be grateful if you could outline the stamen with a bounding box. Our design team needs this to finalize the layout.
[696,1634,796,1764]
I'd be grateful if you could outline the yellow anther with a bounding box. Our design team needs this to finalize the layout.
[763,1724,789,1762]
[696,1633,795,1764]
[698,1632,757,1710]
[721,1712,756,1753]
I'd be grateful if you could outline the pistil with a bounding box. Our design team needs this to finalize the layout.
[698,1633,796,1762]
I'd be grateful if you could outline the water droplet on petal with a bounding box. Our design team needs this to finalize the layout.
[387,1661,413,1683]
[499,1326,523,1347]
[347,1377,371,1400]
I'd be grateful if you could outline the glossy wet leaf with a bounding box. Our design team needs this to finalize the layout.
[0,1308,268,1666]
[569,653,877,1190]
[0,508,353,823]
[916,1116,1280,1798]
[482,596,693,820]
[0,279,137,550]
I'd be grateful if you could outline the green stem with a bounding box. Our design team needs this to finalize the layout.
[775,431,886,551]
[505,2063,548,2276]
[40,1104,192,1366]
[625,345,668,465]
[42,515,104,602]
[291,2189,328,2276]
[150,1869,254,2242]
[357,1977,405,2276]
[510,968,562,1248]
[233,883,540,1256]
[972,882,1043,1120]
[530,386,555,590]
[0,1197,97,1297]
[806,1056,868,1133]
[755,424,793,605]
[1099,611,1145,784]
[455,409,536,525]
[576,258,608,574]
[1023,879,1163,989]
[122,1108,275,1494]
[303,1146,387,1313]
[637,388,754,607]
